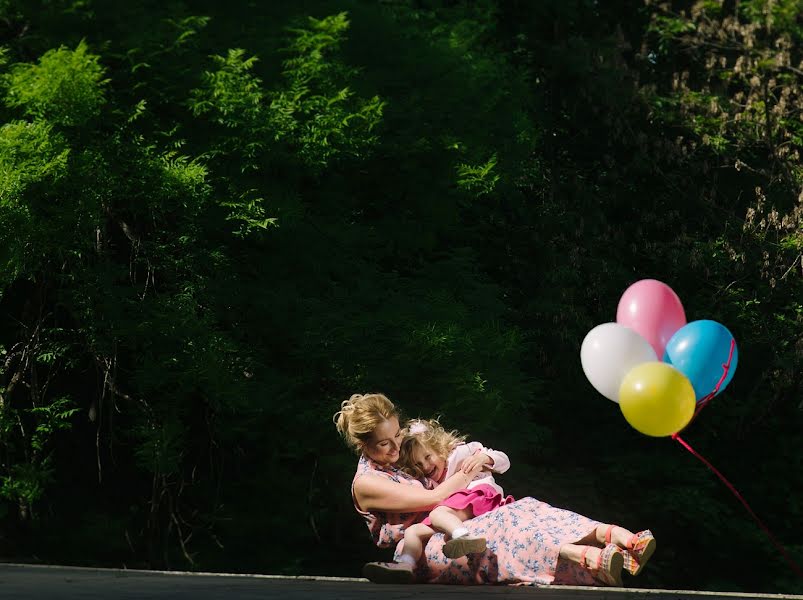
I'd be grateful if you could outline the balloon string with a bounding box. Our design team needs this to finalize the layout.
[691,337,736,421]
[671,433,803,581]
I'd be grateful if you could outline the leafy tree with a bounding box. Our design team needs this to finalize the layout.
[0,0,799,593]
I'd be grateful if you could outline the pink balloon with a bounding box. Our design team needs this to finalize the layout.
[616,279,686,358]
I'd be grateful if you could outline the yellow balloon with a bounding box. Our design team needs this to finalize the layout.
[619,362,696,437]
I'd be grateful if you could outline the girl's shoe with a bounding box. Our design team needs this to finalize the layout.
[605,525,656,576]
[443,535,487,558]
[580,543,624,587]
[362,561,414,584]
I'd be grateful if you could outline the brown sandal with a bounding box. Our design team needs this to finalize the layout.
[362,561,414,584]
[443,535,487,558]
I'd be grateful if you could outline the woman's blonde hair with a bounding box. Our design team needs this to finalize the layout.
[333,393,400,453]
[398,418,467,478]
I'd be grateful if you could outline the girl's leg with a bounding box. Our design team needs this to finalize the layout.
[363,523,436,584]
[398,523,435,564]
[428,506,472,538]
[430,506,487,559]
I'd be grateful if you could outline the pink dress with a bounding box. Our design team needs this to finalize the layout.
[421,440,514,526]
[352,455,601,586]
[421,483,514,526]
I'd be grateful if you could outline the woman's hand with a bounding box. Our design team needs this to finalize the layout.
[447,460,484,485]
[461,451,492,475]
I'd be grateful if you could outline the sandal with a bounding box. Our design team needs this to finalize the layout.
[362,561,414,584]
[580,543,624,586]
[443,535,487,559]
[605,525,656,576]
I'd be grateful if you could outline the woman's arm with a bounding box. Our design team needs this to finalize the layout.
[355,465,481,513]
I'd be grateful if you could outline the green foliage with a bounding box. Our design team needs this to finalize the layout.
[0,463,53,511]
[456,153,500,197]
[131,416,186,476]
[0,119,72,282]
[0,1,799,593]
[1,346,78,516]
[190,13,384,172]
[268,13,384,167]
[3,40,107,126]
[220,189,277,237]
[28,397,79,455]
[0,120,69,201]
[189,49,263,130]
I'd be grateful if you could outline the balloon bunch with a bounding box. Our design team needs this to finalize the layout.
[580,279,738,437]
[580,280,803,581]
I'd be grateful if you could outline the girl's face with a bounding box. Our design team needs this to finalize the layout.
[410,442,447,483]
[364,417,403,466]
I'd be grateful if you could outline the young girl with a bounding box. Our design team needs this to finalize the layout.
[363,418,514,583]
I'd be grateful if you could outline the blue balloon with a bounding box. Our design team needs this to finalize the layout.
[662,320,738,402]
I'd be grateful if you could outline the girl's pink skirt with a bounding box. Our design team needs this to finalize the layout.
[422,483,515,526]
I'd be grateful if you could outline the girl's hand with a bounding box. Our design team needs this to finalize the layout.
[461,451,492,474]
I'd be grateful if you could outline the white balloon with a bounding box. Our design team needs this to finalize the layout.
[580,322,658,403]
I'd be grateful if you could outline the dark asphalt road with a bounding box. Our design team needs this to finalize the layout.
[1,563,801,600]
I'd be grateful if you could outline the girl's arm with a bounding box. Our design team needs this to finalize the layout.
[482,445,510,474]
[455,441,511,474]
[355,464,481,513]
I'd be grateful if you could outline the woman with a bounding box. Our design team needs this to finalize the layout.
[334,392,656,586]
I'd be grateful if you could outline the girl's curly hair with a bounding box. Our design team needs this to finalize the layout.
[398,417,466,479]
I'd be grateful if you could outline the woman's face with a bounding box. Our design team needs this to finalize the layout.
[410,443,447,483]
[363,417,403,466]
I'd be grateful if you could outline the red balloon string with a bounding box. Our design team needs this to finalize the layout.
[691,337,736,421]
[671,433,803,580]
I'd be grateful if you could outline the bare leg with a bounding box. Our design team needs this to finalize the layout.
[572,529,603,547]
[567,523,633,548]
[595,524,656,576]
[594,524,636,548]
[430,506,487,559]
[363,523,436,584]
[560,543,600,565]
[428,506,472,537]
[559,543,624,586]
[400,523,435,562]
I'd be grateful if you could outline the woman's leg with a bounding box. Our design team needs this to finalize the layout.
[560,543,596,564]
[594,524,656,576]
[568,523,635,548]
[594,524,636,548]
[559,542,624,586]
[566,522,655,579]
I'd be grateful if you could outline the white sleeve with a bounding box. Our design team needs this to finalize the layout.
[469,440,510,474]
[445,443,476,476]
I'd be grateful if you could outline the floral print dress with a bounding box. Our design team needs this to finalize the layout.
[352,455,601,586]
